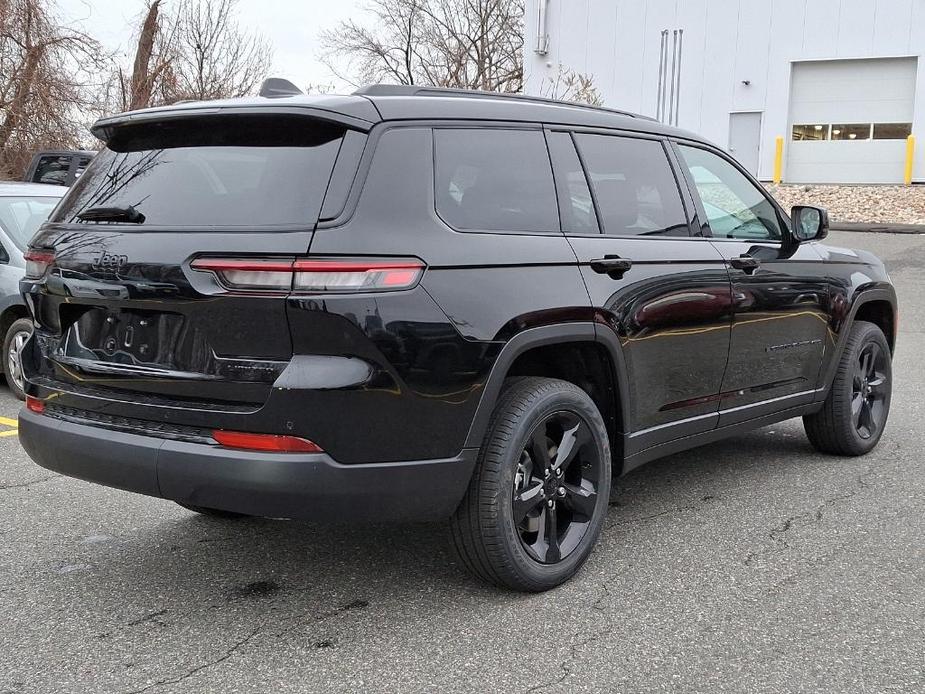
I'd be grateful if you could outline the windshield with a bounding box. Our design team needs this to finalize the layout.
[52,116,346,228]
[0,196,61,249]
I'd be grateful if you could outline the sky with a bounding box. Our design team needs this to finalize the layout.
[56,0,363,92]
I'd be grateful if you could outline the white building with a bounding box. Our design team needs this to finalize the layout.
[524,0,925,184]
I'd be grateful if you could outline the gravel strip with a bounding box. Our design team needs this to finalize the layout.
[765,183,925,225]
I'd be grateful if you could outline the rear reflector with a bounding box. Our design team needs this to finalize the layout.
[191,257,424,293]
[23,249,55,280]
[212,429,323,453]
[26,396,44,414]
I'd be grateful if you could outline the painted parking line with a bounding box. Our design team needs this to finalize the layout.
[0,415,18,437]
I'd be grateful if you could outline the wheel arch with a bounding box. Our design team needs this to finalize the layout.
[819,287,897,397]
[852,298,896,353]
[0,300,29,340]
[464,323,631,470]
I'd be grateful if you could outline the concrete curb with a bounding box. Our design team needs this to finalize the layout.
[830,222,925,235]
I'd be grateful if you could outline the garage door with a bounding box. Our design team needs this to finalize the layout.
[787,58,917,183]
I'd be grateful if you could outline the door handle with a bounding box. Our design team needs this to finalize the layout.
[590,256,633,278]
[729,255,761,274]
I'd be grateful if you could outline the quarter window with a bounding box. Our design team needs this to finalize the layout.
[678,145,783,241]
[434,129,559,233]
[573,134,689,237]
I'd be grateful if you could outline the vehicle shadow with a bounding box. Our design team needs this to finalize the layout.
[77,423,822,614]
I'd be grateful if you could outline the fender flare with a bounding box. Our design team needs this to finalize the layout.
[463,322,632,449]
[817,286,897,399]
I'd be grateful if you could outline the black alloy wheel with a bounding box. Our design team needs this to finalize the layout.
[851,341,889,441]
[512,411,602,564]
[804,320,892,456]
[450,377,611,592]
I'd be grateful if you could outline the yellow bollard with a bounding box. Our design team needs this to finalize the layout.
[773,136,784,184]
[904,135,915,185]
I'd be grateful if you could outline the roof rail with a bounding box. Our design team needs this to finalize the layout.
[353,84,650,120]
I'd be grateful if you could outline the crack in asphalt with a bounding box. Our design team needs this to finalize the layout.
[607,494,719,530]
[119,597,370,692]
[0,474,60,491]
[524,631,600,694]
[123,618,270,694]
[523,567,632,694]
[744,464,876,567]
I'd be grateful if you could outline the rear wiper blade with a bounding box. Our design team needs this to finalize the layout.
[76,205,145,224]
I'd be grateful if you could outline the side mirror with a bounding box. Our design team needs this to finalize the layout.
[791,205,829,242]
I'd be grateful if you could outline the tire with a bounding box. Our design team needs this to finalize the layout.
[804,320,892,456]
[449,377,612,592]
[176,502,251,519]
[3,318,32,401]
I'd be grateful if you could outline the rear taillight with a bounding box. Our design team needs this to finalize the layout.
[293,259,424,292]
[23,249,55,280]
[26,396,44,414]
[212,430,323,453]
[190,257,424,293]
[190,259,294,291]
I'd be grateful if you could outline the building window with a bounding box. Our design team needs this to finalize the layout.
[831,124,872,141]
[794,123,914,142]
[792,124,829,141]
[873,123,913,140]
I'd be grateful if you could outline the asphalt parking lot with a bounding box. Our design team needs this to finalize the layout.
[1,230,924,694]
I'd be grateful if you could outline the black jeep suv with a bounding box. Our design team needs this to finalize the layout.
[19,85,897,591]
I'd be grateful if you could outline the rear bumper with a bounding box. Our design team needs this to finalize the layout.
[18,409,477,522]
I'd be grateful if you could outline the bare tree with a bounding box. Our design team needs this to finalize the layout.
[170,0,272,102]
[320,0,523,93]
[128,0,164,109]
[100,0,271,115]
[539,65,604,106]
[0,0,107,177]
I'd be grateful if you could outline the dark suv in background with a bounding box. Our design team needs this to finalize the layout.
[23,150,96,187]
[19,85,897,591]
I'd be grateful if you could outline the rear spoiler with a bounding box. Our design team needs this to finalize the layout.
[91,102,378,143]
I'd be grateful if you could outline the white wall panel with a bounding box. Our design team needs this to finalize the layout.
[801,0,842,59]
[836,0,877,56]
[675,0,709,132]
[522,0,925,183]
[610,0,652,111]
[731,0,772,113]
[872,0,915,51]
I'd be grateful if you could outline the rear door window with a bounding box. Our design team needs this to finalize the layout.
[434,128,559,233]
[52,116,345,228]
[573,134,690,237]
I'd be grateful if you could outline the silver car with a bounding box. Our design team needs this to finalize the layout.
[0,182,63,399]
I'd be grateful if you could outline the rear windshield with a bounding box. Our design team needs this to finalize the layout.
[52,116,345,228]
